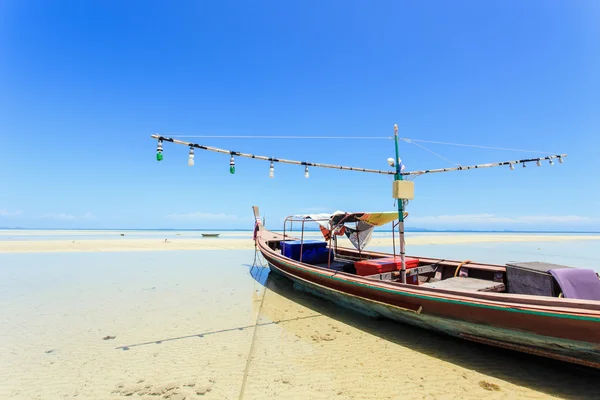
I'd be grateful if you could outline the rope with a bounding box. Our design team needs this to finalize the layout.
[168,135,392,140]
[405,140,460,167]
[403,138,556,155]
[454,260,472,277]
[239,252,269,400]
[165,134,557,155]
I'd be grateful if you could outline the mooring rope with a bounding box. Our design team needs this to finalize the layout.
[238,251,269,400]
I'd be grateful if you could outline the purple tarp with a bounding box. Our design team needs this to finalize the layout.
[549,268,600,301]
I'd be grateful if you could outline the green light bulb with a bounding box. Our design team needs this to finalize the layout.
[230,165,235,174]
[157,152,163,161]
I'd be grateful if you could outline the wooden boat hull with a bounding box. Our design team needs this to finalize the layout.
[258,235,600,369]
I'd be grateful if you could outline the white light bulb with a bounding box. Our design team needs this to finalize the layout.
[188,147,194,167]
[304,165,309,178]
[387,157,395,167]
[558,156,564,164]
[509,163,514,170]
[269,162,274,178]
[536,160,541,167]
[549,159,554,165]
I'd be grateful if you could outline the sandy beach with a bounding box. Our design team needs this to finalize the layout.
[2,232,600,399]
[1,232,599,254]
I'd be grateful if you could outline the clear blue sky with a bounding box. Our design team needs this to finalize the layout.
[1,1,599,231]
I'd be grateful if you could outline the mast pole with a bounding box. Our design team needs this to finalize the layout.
[394,124,407,284]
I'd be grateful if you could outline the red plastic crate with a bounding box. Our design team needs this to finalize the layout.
[354,257,420,282]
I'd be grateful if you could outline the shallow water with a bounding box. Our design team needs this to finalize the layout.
[1,243,600,399]
[0,229,253,241]
[3,229,597,242]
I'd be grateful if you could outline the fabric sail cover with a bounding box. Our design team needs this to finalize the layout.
[343,213,407,250]
[295,211,408,251]
[344,221,374,250]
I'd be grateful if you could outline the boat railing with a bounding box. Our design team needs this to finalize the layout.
[282,214,389,268]
[283,215,334,266]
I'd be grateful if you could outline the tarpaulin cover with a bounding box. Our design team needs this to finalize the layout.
[549,268,600,301]
[359,212,399,226]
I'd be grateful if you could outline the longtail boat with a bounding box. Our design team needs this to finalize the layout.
[151,125,600,368]
[252,206,600,369]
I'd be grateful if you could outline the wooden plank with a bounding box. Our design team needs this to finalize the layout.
[406,264,438,276]
[421,277,505,292]
[363,272,396,281]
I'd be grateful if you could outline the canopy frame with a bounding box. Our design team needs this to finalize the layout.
[282,211,404,269]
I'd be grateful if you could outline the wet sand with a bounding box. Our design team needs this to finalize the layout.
[1,236,600,399]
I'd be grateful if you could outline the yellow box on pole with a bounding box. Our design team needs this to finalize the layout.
[392,180,414,200]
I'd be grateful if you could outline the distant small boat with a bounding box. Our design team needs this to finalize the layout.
[201,233,220,238]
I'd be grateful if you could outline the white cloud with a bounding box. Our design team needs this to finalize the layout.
[43,213,76,220]
[409,214,599,226]
[411,214,508,224]
[166,212,240,221]
[514,215,598,223]
[0,209,22,217]
[43,212,95,220]
[296,206,330,214]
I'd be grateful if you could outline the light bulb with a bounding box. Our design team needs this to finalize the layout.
[188,147,194,167]
[509,163,514,170]
[269,162,274,178]
[229,156,235,174]
[387,157,395,167]
[522,162,526,168]
[536,159,541,167]
[304,165,309,178]
[549,159,554,165]
[156,139,163,161]
[558,156,563,164]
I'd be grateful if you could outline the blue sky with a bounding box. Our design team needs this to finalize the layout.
[1,1,599,231]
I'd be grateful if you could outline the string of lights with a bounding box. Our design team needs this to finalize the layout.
[151,134,567,177]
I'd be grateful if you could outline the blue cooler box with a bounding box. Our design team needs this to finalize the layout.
[281,240,328,262]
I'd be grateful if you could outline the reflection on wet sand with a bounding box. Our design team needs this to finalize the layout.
[246,264,600,399]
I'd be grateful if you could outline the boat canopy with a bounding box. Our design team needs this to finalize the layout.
[290,211,409,251]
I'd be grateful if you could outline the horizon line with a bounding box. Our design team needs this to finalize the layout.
[1,227,599,234]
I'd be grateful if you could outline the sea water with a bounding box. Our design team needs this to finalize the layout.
[374,238,600,271]
[1,235,600,399]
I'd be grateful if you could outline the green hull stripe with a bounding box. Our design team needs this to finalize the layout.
[270,256,600,323]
